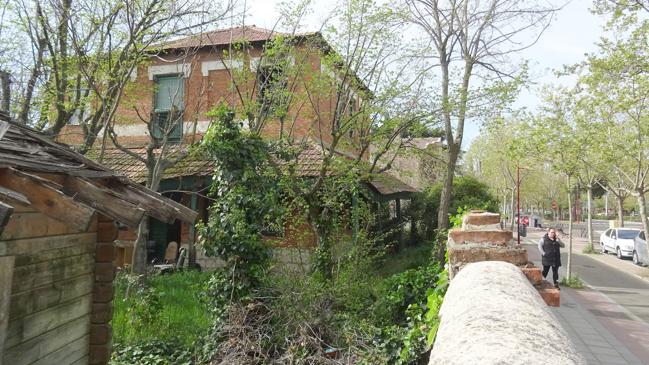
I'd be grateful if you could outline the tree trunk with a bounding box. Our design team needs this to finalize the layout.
[510,189,515,231]
[131,216,149,277]
[437,144,459,231]
[616,194,625,227]
[586,185,593,251]
[0,70,10,113]
[566,175,573,280]
[637,192,649,260]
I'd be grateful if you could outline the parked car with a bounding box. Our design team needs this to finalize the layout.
[633,231,648,266]
[600,228,641,259]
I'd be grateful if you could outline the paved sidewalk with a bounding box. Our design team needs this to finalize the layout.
[553,288,646,365]
[524,240,649,364]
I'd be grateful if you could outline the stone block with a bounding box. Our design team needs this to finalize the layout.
[538,281,560,307]
[521,267,543,286]
[95,262,116,282]
[91,302,114,324]
[90,324,112,345]
[462,212,501,227]
[97,221,118,242]
[89,344,111,365]
[448,230,513,246]
[448,246,528,266]
[93,283,114,303]
[95,242,116,263]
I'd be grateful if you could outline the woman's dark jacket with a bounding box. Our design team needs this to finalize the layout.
[541,234,562,267]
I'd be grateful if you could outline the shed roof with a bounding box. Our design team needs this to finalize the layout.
[0,112,197,233]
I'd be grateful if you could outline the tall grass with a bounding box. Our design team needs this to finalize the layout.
[112,270,211,347]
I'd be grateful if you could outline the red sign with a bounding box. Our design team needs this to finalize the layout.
[551,201,558,210]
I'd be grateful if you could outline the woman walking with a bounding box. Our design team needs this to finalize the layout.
[538,228,565,289]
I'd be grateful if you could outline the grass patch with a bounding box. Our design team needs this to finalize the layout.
[561,275,585,289]
[582,244,600,254]
[112,270,211,348]
[376,241,435,277]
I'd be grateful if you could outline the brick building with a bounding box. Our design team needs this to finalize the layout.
[58,26,419,269]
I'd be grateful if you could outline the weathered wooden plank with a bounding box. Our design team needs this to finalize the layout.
[5,295,92,348]
[11,254,94,294]
[70,355,89,365]
[0,256,15,363]
[0,186,29,206]
[0,168,95,232]
[9,274,93,320]
[62,175,146,228]
[12,240,94,267]
[2,315,90,365]
[30,335,89,365]
[0,232,95,257]
[100,177,198,224]
[0,201,13,235]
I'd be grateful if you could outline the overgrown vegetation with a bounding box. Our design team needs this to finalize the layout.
[111,270,212,364]
[560,275,585,289]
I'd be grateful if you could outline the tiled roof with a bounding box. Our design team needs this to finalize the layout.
[160,26,316,50]
[97,141,419,197]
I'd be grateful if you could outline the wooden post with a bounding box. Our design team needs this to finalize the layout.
[0,256,15,362]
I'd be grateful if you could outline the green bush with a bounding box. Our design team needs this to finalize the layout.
[406,175,500,241]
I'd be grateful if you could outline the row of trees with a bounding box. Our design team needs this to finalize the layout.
[466,0,649,279]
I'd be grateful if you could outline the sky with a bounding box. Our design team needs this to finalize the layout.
[242,0,610,149]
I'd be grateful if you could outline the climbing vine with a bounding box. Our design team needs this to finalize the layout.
[198,104,283,304]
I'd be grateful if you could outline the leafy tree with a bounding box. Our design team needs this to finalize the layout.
[402,0,557,232]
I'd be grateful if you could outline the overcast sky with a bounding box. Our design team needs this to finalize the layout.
[243,0,609,149]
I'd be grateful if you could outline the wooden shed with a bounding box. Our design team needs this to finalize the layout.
[0,113,197,365]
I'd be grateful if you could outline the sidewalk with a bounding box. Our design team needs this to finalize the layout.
[524,238,649,365]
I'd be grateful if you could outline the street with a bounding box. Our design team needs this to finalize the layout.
[523,228,649,364]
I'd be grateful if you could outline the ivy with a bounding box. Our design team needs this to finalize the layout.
[198,104,283,302]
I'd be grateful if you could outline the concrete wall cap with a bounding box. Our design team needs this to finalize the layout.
[429,261,585,365]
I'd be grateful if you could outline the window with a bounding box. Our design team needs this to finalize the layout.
[611,230,617,239]
[639,231,645,241]
[153,74,184,142]
[257,65,286,115]
[605,229,611,237]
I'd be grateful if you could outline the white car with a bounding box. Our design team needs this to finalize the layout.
[600,228,641,259]
[633,231,648,266]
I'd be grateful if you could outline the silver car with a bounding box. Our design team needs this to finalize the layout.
[633,231,648,266]
[600,228,641,259]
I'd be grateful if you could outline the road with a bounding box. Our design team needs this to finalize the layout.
[524,229,649,324]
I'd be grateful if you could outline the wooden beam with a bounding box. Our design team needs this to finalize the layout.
[0,185,30,206]
[0,168,95,232]
[62,175,146,228]
[0,201,13,234]
[98,177,198,224]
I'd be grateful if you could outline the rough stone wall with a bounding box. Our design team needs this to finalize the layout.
[447,211,528,279]
[429,261,585,365]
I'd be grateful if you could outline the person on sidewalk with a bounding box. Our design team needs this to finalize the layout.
[538,228,565,289]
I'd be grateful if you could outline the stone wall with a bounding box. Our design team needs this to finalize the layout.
[428,261,585,365]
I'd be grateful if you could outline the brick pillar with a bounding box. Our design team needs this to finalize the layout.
[447,211,559,306]
[90,215,117,365]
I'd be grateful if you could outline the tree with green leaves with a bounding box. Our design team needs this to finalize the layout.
[403,0,557,231]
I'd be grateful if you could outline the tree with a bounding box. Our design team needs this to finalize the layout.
[578,24,649,258]
[0,0,230,153]
[531,88,581,279]
[197,0,433,277]
[403,0,557,230]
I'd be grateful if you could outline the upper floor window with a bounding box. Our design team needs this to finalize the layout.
[256,64,287,115]
[153,74,184,143]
